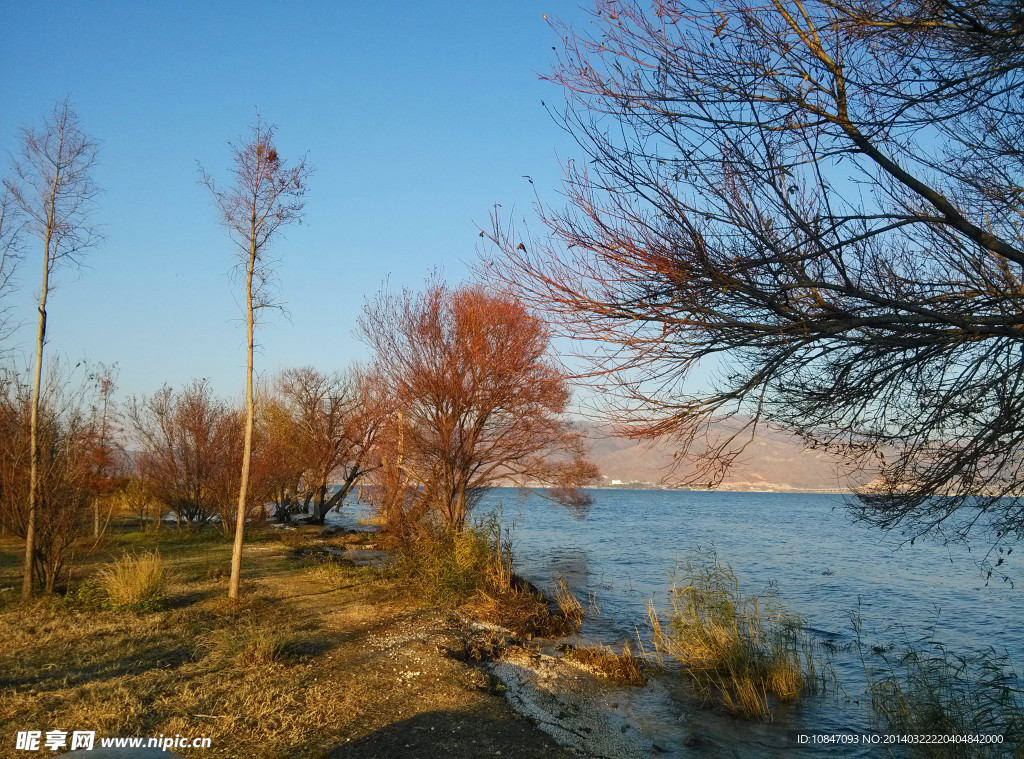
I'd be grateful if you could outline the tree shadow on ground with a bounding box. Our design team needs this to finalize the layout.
[0,642,195,691]
[328,709,573,759]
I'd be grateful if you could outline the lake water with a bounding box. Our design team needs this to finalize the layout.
[335,489,1024,756]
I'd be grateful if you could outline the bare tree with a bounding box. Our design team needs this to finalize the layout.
[275,367,381,524]
[86,364,120,539]
[5,99,100,598]
[200,117,312,598]
[126,380,242,531]
[360,280,597,533]
[483,0,1024,572]
[0,189,23,344]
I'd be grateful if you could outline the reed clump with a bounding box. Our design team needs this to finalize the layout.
[648,549,820,719]
[553,575,586,628]
[97,551,167,611]
[859,621,1024,756]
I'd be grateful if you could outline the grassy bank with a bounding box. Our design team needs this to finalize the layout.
[0,522,574,759]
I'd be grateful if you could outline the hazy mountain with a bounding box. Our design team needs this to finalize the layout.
[583,422,867,492]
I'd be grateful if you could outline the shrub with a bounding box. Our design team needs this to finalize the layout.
[648,548,821,719]
[561,643,648,686]
[69,581,108,610]
[393,513,585,638]
[395,514,514,605]
[97,551,166,611]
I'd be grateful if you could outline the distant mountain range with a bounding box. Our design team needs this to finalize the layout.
[582,422,870,493]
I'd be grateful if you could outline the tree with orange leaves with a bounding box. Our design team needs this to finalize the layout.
[360,280,597,533]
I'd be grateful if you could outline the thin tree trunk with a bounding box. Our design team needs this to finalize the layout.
[22,184,56,600]
[93,383,110,539]
[454,487,467,533]
[228,242,256,600]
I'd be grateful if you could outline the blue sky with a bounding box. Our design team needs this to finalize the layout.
[0,1,592,400]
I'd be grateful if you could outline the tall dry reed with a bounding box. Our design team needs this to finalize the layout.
[648,548,822,719]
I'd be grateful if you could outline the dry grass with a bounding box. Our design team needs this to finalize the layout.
[0,529,344,757]
[201,624,300,668]
[561,643,648,686]
[97,550,167,610]
[303,556,350,586]
[0,521,580,759]
[647,549,822,720]
[0,518,597,758]
[552,575,585,629]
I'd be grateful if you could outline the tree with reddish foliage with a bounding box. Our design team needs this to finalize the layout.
[274,367,381,525]
[200,117,311,598]
[0,364,108,592]
[360,281,597,533]
[126,381,243,531]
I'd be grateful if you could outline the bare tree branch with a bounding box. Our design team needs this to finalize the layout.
[482,0,1024,573]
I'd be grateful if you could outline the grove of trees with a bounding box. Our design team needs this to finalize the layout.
[0,102,591,594]
[5,0,1018,593]
[270,367,381,525]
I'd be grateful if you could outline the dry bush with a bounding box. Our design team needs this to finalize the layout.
[98,551,166,611]
[463,578,583,640]
[561,643,648,686]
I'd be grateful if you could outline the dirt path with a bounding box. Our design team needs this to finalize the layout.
[242,543,579,758]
